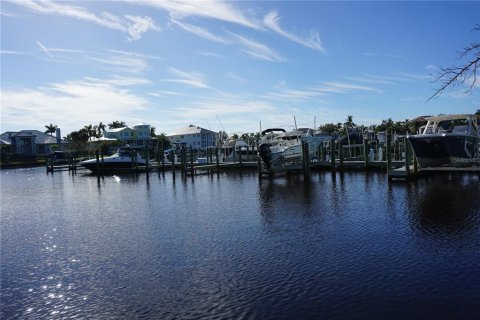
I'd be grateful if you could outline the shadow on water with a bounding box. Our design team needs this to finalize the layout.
[406,174,480,241]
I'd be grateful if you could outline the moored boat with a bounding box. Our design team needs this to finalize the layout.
[407,114,480,168]
[80,147,147,173]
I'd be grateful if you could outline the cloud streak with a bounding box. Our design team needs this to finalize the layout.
[263,11,325,53]
[170,19,230,44]
[36,41,53,58]
[12,0,160,41]
[229,31,285,62]
[134,0,261,29]
[163,67,210,89]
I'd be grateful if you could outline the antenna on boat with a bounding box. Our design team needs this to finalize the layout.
[294,116,298,131]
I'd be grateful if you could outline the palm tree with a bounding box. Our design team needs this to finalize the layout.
[108,121,126,129]
[45,123,57,136]
[83,124,95,141]
[97,122,106,137]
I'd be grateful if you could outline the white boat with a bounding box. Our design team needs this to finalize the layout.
[407,114,480,167]
[221,140,258,162]
[258,128,332,169]
[80,147,147,173]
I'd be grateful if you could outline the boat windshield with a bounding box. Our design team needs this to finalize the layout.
[118,149,132,157]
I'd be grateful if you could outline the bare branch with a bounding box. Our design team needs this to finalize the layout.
[427,25,480,102]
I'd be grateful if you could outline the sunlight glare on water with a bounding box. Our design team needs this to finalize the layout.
[1,168,479,319]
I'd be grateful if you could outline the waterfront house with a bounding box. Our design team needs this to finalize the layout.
[166,125,218,149]
[103,122,153,148]
[0,129,65,155]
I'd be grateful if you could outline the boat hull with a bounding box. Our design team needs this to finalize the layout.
[408,134,479,168]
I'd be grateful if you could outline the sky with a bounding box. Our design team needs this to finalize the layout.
[1,1,479,136]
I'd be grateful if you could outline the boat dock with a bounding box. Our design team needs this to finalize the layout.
[45,135,479,181]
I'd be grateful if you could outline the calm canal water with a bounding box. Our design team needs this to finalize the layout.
[1,167,480,319]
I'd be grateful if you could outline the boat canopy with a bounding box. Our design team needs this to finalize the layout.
[261,128,286,135]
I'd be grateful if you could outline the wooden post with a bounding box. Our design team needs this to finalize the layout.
[180,146,185,175]
[190,147,194,175]
[257,156,262,180]
[215,147,219,172]
[238,145,243,167]
[100,151,104,175]
[96,149,100,175]
[170,150,175,172]
[303,142,310,179]
[232,143,236,164]
[386,131,392,174]
[413,145,418,174]
[363,138,369,169]
[135,150,139,172]
[339,143,344,171]
[146,146,150,171]
[160,148,164,171]
[330,141,335,170]
[405,137,412,176]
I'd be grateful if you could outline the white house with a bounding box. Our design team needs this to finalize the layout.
[166,125,217,149]
[104,122,153,147]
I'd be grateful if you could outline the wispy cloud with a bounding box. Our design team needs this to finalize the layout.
[0,11,18,17]
[134,0,261,30]
[12,0,160,41]
[36,41,53,58]
[317,81,383,93]
[87,55,148,73]
[170,19,231,44]
[229,31,286,62]
[263,11,325,53]
[163,67,209,89]
[125,15,161,41]
[177,100,275,119]
[1,77,148,133]
[199,51,224,59]
[0,50,32,55]
[265,87,325,102]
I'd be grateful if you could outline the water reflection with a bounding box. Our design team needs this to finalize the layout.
[407,174,480,239]
[2,168,480,319]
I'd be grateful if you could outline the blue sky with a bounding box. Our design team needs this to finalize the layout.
[1,1,479,136]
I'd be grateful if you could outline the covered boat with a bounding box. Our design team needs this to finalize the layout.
[407,114,480,168]
[80,147,147,173]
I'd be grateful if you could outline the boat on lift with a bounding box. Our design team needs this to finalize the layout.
[80,147,147,173]
[407,113,480,168]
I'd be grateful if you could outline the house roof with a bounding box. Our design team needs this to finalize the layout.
[107,127,132,133]
[133,122,150,127]
[0,130,60,144]
[166,125,216,136]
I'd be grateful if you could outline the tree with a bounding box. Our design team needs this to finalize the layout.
[45,123,57,136]
[97,122,106,137]
[318,123,337,134]
[67,129,89,152]
[108,121,126,129]
[83,125,95,141]
[429,25,480,101]
[150,127,156,137]
[155,133,171,150]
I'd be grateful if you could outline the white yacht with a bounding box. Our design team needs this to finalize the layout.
[80,147,147,173]
[258,128,332,169]
[407,114,480,167]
